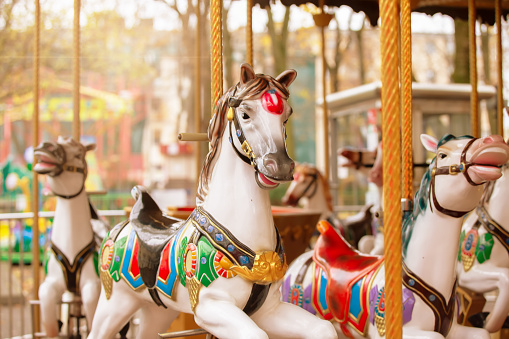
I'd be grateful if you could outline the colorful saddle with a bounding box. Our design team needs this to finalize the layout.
[313,220,383,328]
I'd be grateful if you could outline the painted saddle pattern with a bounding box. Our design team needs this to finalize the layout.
[282,221,416,337]
[99,187,287,312]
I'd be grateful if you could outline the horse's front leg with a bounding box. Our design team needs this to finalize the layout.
[79,261,100,330]
[459,265,509,332]
[251,283,337,339]
[39,261,66,337]
[193,280,269,339]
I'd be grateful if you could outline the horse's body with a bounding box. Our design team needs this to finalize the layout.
[88,64,337,339]
[457,162,509,333]
[34,137,101,337]
[281,163,372,249]
[284,134,509,338]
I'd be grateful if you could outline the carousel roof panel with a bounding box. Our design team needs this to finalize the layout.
[253,0,509,26]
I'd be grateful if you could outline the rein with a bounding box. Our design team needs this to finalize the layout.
[428,138,480,218]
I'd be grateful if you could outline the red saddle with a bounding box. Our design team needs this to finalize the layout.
[313,220,383,324]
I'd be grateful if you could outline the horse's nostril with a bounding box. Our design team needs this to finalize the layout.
[264,158,278,173]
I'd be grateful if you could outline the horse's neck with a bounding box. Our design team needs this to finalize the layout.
[404,206,461,299]
[201,140,276,252]
[484,180,509,230]
[51,191,94,261]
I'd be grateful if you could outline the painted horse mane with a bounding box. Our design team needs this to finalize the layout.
[196,71,291,205]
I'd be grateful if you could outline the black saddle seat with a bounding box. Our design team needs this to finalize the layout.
[130,186,182,290]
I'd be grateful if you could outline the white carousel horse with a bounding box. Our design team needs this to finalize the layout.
[281,163,373,249]
[34,137,102,337]
[88,64,337,339]
[457,151,509,333]
[283,133,509,338]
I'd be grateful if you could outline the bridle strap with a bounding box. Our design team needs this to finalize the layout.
[52,148,88,200]
[429,138,478,218]
[227,91,257,168]
[295,173,319,201]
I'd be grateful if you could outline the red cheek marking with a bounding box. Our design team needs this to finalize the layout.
[262,90,284,115]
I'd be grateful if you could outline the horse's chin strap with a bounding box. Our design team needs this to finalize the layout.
[428,138,479,218]
[52,165,88,200]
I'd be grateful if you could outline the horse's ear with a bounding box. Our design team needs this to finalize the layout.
[240,63,256,85]
[276,69,297,88]
[85,143,96,152]
[420,134,438,153]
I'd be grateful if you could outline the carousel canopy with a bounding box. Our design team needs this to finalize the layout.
[253,0,509,26]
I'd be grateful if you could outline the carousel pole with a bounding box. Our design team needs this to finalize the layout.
[401,0,413,204]
[495,0,504,137]
[468,0,479,137]
[31,0,41,333]
[73,0,81,140]
[195,2,202,183]
[246,0,253,66]
[380,0,403,337]
[210,0,223,105]
[312,0,333,180]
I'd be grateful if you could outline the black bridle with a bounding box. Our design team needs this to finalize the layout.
[46,144,88,199]
[293,171,319,202]
[428,138,481,218]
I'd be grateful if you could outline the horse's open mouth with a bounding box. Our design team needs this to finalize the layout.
[256,173,280,189]
[33,151,60,174]
[469,145,509,182]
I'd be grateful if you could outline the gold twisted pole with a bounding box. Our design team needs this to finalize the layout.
[210,0,223,106]
[380,0,403,336]
[246,0,253,66]
[496,0,504,137]
[469,0,479,138]
[401,0,413,201]
[195,2,202,184]
[73,0,81,140]
[32,0,41,333]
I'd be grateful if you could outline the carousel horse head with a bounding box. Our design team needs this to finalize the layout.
[34,136,96,199]
[197,63,297,203]
[420,134,509,217]
[281,163,333,211]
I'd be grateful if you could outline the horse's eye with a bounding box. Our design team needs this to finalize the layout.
[439,153,447,159]
[241,112,250,120]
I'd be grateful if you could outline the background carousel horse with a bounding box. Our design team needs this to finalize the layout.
[339,142,385,254]
[88,64,337,339]
[282,133,509,338]
[457,150,509,333]
[34,136,104,337]
[281,163,373,249]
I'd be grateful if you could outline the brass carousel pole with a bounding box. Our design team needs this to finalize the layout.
[380,0,403,336]
[210,0,223,105]
[401,0,413,204]
[496,0,504,137]
[32,0,41,333]
[246,0,253,66]
[469,0,479,137]
[195,2,202,184]
[312,0,332,180]
[73,0,81,140]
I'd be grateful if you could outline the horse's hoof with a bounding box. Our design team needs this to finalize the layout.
[469,312,489,328]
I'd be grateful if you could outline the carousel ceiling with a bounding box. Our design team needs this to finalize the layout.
[252,0,509,26]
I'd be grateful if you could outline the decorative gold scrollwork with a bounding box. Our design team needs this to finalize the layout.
[230,251,288,284]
